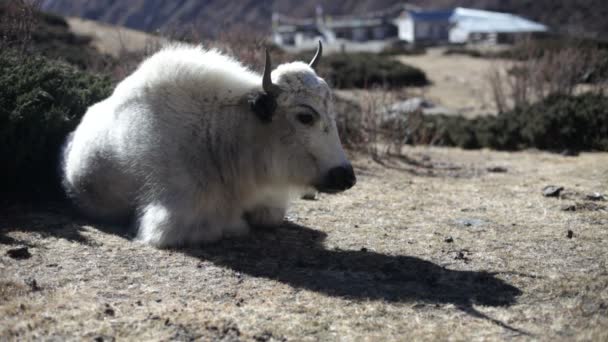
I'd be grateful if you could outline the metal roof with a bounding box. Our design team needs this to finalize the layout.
[450,7,548,33]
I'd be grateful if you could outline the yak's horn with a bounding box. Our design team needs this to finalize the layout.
[263,49,282,96]
[309,40,323,70]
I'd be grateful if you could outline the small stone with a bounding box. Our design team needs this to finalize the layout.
[444,237,454,243]
[586,192,606,201]
[26,278,40,291]
[560,149,579,157]
[561,204,577,212]
[455,218,485,227]
[543,185,564,197]
[104,307,115,316]
[301,192,318,201]
[487,166,508,173]
[6,247,31,260]
[360,247,368,252]
[455,251,466,260]
[567,230,574,239]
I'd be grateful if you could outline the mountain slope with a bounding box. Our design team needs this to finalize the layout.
[41,0,608,40]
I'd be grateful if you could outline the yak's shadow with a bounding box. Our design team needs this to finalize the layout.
[186,221,526,334]
[185,221,521,307]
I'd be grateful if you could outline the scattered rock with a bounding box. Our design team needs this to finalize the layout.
[563,202,607,212]
[577,202,607,212]
[454,250,470,262]
[567,230,574,239]
[104,307,115,316]
[103,303,115,316]
[543,185,564,197]
[360,247,368,252]
[586,192,606,201]
[444,237,454,243]
[561,204,577,212]
[254,331,286,342]
[454,218,486,228]
[6,247,31,260]
[301,192,318,201]
[487,166,508,173]
[26,278,40,291]
[560,149,579,157]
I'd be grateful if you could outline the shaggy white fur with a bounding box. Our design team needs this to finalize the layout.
[62,43,353,248]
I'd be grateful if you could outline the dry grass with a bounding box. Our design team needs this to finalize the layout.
[0,0,42,53]
[66,17,167,59]
[487,42,608,113]
[395,48,513,117]
[1,148,607,341]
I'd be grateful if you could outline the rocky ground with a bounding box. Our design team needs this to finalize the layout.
[1,147,607,341]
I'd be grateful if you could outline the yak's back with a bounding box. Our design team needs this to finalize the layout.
[115,44,261,101]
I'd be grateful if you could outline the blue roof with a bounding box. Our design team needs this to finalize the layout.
[410,10,454,22]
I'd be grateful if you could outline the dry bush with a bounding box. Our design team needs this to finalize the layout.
[488,40,608,112]
[350,88,414,158]
[0,0,42,53]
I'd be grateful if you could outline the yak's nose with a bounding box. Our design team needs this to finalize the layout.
[323,164,356,192]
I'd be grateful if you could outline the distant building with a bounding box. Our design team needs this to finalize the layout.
[394,9,454,45]
[272,5,548,51]
[449,7,549,44]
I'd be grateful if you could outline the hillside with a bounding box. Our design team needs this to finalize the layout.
[41,0,608,40]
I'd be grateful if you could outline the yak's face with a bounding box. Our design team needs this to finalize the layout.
[266,62,356,193]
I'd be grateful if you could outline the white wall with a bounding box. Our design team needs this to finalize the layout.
[449,26,469,43]
[395,17,415,43]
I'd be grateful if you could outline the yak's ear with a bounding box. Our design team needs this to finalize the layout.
[249,92,277,123]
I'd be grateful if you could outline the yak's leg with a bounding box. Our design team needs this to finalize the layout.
[245,206,287,228]
[136,201,222,248]
[244,189,289,228]
[221,215,251,237]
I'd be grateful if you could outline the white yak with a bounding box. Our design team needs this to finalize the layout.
[61,41,356,248]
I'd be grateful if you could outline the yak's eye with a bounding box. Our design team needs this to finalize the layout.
[297,113,315,126]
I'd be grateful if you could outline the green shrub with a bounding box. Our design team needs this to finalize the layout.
[0,50,113,202]
[407,94,608,152]
[296,51,429,89]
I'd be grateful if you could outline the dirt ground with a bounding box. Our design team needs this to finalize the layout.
[1,147,607,341]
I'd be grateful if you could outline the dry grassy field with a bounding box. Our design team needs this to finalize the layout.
[396,48,512,117]
[66,17,167,58]
[2,147,607,341]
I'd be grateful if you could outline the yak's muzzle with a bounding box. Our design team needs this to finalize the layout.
[316,164,356,193]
